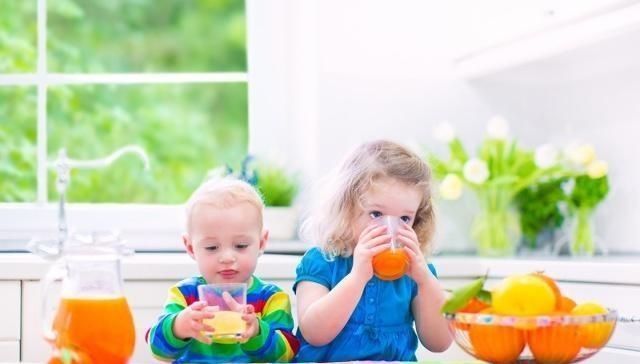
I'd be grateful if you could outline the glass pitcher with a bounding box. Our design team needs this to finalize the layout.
[32,232,136,364]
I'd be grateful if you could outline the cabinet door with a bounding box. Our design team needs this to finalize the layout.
[0,281,20,362]
[0,341,20,362]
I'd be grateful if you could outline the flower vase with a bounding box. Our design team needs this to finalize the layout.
[471,193,520,257]
[570,207,596,257]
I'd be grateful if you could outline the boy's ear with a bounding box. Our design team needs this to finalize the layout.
[259,228,269,255]
[183,233,196,260]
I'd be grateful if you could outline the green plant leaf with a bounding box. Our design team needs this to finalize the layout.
[441,276,486,314]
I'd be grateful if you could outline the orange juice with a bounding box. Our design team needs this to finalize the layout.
[50,296,135,364]
[372,248,408,280]
[203,311,246,340]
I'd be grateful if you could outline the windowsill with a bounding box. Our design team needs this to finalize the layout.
[1,251,639,284]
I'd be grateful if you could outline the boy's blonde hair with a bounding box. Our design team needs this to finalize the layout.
[185,177,265,233]
[301,140,436,258]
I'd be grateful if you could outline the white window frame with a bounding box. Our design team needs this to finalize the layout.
[0,0,252,251]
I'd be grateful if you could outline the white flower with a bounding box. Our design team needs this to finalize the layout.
[567,143,596,166]
[587,160,608,179]
[439,174,464,200]
[534,144,558,169]
[486,115,510,140]
[463,158,490,184]
[434,122,456,143]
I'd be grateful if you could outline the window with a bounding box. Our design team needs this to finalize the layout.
[0,0,248,250]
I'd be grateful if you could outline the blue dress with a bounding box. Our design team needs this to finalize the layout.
[293,247,438,362]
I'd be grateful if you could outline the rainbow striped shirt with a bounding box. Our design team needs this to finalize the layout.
[148,275,299,363]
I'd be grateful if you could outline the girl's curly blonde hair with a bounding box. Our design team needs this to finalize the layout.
[300,140,436,258]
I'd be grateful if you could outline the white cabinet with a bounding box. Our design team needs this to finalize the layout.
[0,281,20,362]
[450,0,640,78]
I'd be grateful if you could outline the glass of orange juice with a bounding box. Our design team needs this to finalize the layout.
[198,283,247,341]
[372,215,409,281]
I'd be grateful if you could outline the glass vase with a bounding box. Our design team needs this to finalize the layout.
[471,190,520,257]
[570,207,596,257]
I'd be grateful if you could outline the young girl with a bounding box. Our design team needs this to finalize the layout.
[294,140,452,362]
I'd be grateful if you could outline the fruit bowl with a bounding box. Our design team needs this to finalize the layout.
[445,310,618,364]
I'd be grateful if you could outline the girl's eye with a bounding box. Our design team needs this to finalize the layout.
[400,216,411,223]
[204,246,218,251]
[235,243,249,250]
[369,211,383,219]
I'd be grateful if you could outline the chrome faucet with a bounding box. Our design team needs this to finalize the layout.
[50,145,150,254]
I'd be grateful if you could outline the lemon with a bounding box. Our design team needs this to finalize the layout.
[492,274,556,316]
[572,302,613,348]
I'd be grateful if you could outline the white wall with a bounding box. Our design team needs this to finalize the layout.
[248,0,640,253]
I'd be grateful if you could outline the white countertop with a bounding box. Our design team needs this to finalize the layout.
[1,252,639,284]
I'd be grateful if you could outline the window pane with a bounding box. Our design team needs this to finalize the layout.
[0,0,37,73]
[0,87,37,202]
[47,83,248,203]
[48,0,246,72]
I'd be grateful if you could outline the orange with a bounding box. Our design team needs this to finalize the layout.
[492,274,557,316]
[532,272,564,310]
[460,297,490,313]
[454,298,490,331]
[469,309,526,363]
[558,296,577,313]
[372,248,408,280]
[572,302,614,349]
[528,312,581,363]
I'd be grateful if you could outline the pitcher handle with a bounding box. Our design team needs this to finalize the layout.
[41,260,67,343]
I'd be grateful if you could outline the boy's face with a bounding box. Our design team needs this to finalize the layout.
[183,201,267,284]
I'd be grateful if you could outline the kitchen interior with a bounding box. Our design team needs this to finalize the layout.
[1,0,640,363]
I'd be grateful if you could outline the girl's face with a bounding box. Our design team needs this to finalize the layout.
[353,177,422,243]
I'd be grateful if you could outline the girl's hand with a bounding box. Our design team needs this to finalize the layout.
[351,224,392,282]
[174,300,216,344]
[397,222,433,286]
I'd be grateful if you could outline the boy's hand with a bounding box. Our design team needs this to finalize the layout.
[240,305,260,341]
[221,292,259,342]
[173,300,216,344]
[352,224,392,282]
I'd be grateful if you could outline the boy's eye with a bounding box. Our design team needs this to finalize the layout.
[235,243,249,249]
[369,211,383,219]
[400,216,411,223]
[204,246,218,251]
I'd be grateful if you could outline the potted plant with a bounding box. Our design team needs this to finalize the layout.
[208,156,300,241]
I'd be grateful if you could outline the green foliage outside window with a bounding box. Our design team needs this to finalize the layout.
[1,0,248,204]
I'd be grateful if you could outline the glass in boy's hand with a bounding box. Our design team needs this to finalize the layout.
[197,283,247,341]
[372,215,409,281]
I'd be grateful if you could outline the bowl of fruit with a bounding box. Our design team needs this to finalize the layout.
[442,272,617,364]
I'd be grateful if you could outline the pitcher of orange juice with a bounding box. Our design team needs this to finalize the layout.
[34,232,135,364]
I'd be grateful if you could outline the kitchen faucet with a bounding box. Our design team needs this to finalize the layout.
[50,145,150,255]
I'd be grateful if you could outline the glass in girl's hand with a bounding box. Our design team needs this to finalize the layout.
[372,215,409,281]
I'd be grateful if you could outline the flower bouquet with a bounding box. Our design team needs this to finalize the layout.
[428,117,568,256]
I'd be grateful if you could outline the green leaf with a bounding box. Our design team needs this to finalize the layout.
[441,276,486,314]
[476,289,492,305]
[570,175,609,210]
